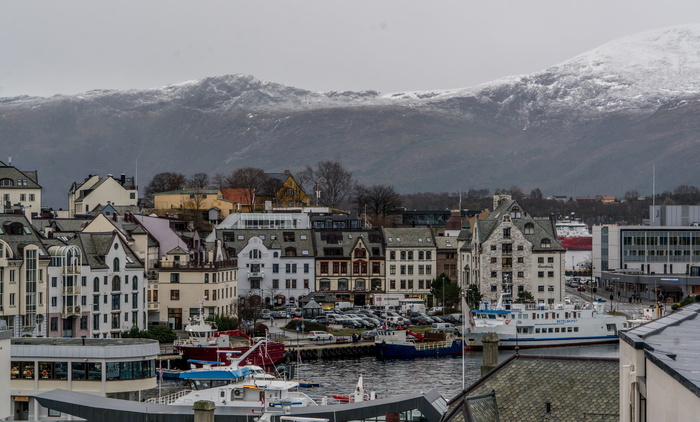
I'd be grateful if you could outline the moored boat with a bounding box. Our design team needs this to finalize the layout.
[464,296,629,350]
[375,328,463,359]
[173,313,284,368]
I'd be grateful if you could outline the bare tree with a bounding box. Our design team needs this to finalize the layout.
[298,160,353,208]
[354,184,402,226]
[211,172,227,191]
[224,167,271,209]
[187,173,210,189]
[144,172,187,204]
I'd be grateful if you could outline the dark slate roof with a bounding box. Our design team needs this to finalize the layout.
[216,229,315,257]
[382,227,435,248]
[455,354,619,422]
[620,302,700,398]
[76,232,142,270]
[0,214,50,258]
[313,229,385,258]
[474,199,564,252]
[0,163,41,188]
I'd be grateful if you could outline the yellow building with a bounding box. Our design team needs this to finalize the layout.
[257,171,310,209]
[153,189,240,217]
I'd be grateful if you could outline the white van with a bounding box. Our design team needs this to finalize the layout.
[431,322,455,330]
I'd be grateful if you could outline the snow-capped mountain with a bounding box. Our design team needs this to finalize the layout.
[3,25,700,208]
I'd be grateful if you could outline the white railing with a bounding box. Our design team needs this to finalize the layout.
[145,389,192,405]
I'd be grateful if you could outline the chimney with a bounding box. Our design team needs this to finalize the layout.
[480,332,499,376]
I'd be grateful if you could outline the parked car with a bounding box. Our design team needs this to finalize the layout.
[341,319,364,329]
[361,330,378,341]
[427,306,444,316]
[313,316,329,325]
[271,311,286,319]
[307,331,334,341]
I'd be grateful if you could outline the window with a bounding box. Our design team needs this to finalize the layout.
[538,257,544,263]
[407,251,413,260]
[304,263,309,273]
[272,279,279,289]
[490,271,497,278]
[132,293,138,309]
[50,317,58,331]
[372,262,380,274]
[548,285,554,291]
[112,276,120,291]
[390,265,396,275]
[9,293,14,306]
[390,251,396,260]
[80,316,88,330]
[538,285,545,292]
[171,290,180,300]
[538,271,544,278]
[112,294,120,310]
[170,273,180,283]
[51,297,57,307]
[113,257,120,271]
[540,238,551,248]
[407,265,413,275]
[490,257,497,263]
[426,265,432,275]
[426,251,431,260]
[320,263,328,274]
[517,271,524,278]
[390,280,396,289]
[547,257,554,263]
[524,223,534,235]
[400,265,406,275]
[273,264,279,273]
[491,245,497,251]
[503,228,511,238]
[93,277,100,292]
[491,285,497,292]
[548,271,554,277]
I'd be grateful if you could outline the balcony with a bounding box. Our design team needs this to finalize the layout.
[147,270,159,281]
[63,267,81,275]
[248,272,262,279]
[61,305,81,318]
[62,286,81,295]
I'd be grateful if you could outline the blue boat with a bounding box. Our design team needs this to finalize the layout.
[375,329,463,359]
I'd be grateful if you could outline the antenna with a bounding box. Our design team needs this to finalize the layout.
[652,164,656,224]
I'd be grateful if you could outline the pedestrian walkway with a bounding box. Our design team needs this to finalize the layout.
[566,286,665,319]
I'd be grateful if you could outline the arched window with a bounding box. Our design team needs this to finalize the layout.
[113,257,120,271]
[390,251,396,260]
[418,251,424,260]
[285,247,297,257]
[112,275,121,291]
[540,238,551,248]
[249,249,260,259]
[273,251,279,258]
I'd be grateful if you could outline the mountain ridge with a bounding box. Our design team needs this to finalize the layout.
[3,25,700,208]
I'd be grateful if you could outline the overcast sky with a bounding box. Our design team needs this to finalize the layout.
[1,1,699,98]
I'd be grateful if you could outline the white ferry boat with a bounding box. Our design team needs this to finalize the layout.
[464,295,630,350]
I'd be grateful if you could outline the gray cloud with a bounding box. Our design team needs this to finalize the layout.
[1,0,698,97]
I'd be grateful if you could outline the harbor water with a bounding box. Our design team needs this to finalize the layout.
[290,344,619,401]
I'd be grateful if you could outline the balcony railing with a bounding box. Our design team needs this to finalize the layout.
[156,259,237,270]
[63,267,81,275]
[62,286,81,295]
[248,272,262,279]
[61,305,81,318]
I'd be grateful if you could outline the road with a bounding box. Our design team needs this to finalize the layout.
[564,286,665,319]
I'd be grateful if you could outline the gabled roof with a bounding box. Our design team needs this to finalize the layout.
[474,199,564,252]
[313,229,384,258]
[452,354,619,421]
[75,231,142,269]
[620,302,700,398]
[221,188,254,205]
[216,229,315,257]
[0,163,41,189]
[0,214,49,258]
[382,227,435,248]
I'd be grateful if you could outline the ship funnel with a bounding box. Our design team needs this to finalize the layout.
[592,300,606,314]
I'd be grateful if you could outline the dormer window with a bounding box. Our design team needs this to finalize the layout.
[541,238,551,248]
[0,178,14,187]
[524,223,535,235]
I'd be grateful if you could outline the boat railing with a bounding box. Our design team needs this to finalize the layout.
[414,340,452,351]
[145,389,193,405]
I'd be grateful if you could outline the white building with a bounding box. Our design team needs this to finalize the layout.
[216,229,315,307]
[45,232,147,338]
[68,174,138,217]
[0,213,50,337]
[0,160,42,221]
[382,227,437,302]
[619,303,700,421]
[10,337,159,420]
[464,195,566,305]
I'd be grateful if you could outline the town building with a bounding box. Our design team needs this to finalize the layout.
[313,229,385,307]
[257,171,310,209]
[592,224,700,302]
[152,189,240,220]
[619,303,700,421]
[44,231,147,338]
[68,174,137,218]
[0,212,50,337]
[382,228,437,303]
[10,337,159,420]
[215,229,314,308]
[0,160,42,220]
[463,195,566,305]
